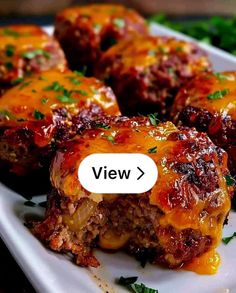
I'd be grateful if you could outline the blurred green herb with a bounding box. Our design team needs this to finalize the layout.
[222,232,236,244]
[148,14,236,56]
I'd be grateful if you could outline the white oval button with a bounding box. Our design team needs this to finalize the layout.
[78,153,158,194]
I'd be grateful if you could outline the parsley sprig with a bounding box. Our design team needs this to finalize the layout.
[117,276,158,293]
[207,89,229,100]
[222,232,236,245]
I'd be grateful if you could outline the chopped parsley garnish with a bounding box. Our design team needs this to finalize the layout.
[19,80,32,90]
[11,77,24,86]
[24,200,36,207]
[74,89,88,96]
[148,50,156,57]
[74,66,87,76]
[102,134,115,144]
[5,62,13,70]
[113,18,125,29]
[117,276,158,293]
[41,98,49,104]
[148,146,157,154]
[90,86,99,94]
[0,110,12,120]
[38,76,48,81]
[56,94,75,104]
[3,28,20,37]
[32,89,37,93]
[93,23,102,32]
[43,81,64,92]
[95,123,111,129]
[5,44,15,57]
[207,89,229,100]
[214,72,230,81]
[176,46,183,52]
[21,49,51,59]
[33,110,45,120]
[148,113,159,126]
[225,174,236,186]
[66,76,82,85]
[222,232,236,245]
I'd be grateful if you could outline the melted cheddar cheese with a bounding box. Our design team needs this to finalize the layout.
[57,4,148,35]
[173,71,236,120]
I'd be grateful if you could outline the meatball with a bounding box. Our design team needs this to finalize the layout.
[95,35,211,118]
[0,69,119,175]
[54,4,148,73]
[33,117,233,270]
[0,25,67,94]
[172,71,236,175]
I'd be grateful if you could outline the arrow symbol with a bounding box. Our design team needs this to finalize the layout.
[137,167,145,180]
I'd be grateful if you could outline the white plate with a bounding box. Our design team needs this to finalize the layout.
[1,24,236,293]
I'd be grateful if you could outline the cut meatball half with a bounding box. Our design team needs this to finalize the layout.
[0,25,67,94]
[172,71,236,176]
[33,117,233,270]
[0,69,119,175]
[95,35,211,118]
[54,4,148,73]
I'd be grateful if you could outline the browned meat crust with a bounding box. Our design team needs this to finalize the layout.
[0,25,67,94]
[33,117,232,268]
[172,71,236,175]
[54,4,148,73]
[0,69,119,174]
[95,36,211,118]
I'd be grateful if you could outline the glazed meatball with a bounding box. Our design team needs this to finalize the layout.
[0,25,67,94]
[0,69,119,175]
[95,35,211,118]
[33,117,233,270]
[172,71,236,175]
[54,4,148,73]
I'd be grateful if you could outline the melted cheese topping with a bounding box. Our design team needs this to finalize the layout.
[57,4,147,34]
[184,250,221,274]
[101,36,210,72]
[0,69,119,123]
[0,25,51,52]
[175,71,236,120]
[51,120,231,273]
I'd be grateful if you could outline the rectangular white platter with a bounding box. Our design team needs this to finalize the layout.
[1,23,236,293]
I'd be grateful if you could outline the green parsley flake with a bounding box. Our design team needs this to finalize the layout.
[148,146,157,153]
[3,28,20,38]
[95,123,111,129]
[148,50,156,57]
[5,44,15,57]
[117,276,158,293]
[43,81,64,92]
[5,62,13,70]
[222,232,236,245]
[66,76,82,85]
[214,72,230,81]
[11,77,24,86]
[41,98,49,104]
[207,89,229,100]
[113,18,125,29]
[148,113,159,126]
[34,110,45,120]
[21,49,51,59]
[19,81,32,90]
[74,89,88,96]
[56,95,75,104]
[0,109,11,120]
[225,174,236,186]
[102,134,115,144]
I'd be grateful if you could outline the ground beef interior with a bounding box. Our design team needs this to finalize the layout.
[33,191,213,268]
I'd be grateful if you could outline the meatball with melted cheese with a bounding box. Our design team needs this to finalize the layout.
[0,69,119,175]
[33,117,233,271]
[0,25,67,94]
[172,71,236,175]
[54,4,148,73]
[95,35,211,118]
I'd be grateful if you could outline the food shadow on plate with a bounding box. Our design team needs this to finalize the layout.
[0,168,51,199]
